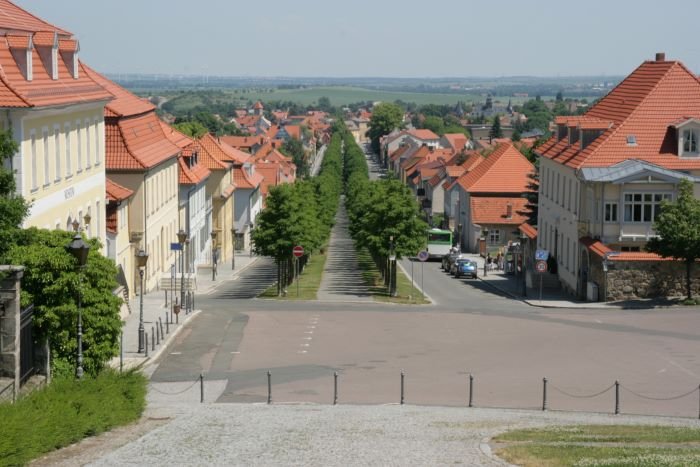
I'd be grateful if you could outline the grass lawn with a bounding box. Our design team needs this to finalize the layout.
[356,247,429,305]
[0,370,146,465]
[258,252,327,300]
[493,425,700,466]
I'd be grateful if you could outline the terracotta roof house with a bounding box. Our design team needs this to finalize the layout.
[83,65,183,292]
[381,128,441,167]
[536,53,700,300]
[0,1,117,263]
[451,142,534,252]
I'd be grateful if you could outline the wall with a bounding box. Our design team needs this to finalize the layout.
[588,257,700,301]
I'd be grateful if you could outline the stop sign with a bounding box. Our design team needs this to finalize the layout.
[293,245,304,258]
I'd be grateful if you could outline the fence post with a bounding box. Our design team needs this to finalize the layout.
[400,370,405,405]
[468,373,474,408]
[542,377,548,411]
[151,327,155,351]
[333,371,338,405]
[159,317,164,342]
[200,373,204,403]
[166,312,170,334]
[156,321,160,345]
[614,380,620,415]
[267,371,272,404]
[144,333,149,357]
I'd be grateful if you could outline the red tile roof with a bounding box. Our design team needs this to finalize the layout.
[407,129,439,140]
[159,120,193,149]
[178,152,211,186]
[518,223,538,240]
[442,133,469,151]
[106,178,134,202]
[580,237,669,261]
[84,65,153,117]
[233,165,263,189]
[457,142,534,193]
[193,135,231,171]
[253,101,263,110]
[470,197,529,225]
[461,152,485,171]
[0,0,71,35]
[105,111,180,170]
[220,135,262,151]
[538,59,700,170]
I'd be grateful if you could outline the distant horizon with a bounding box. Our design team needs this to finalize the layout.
[15,0,700,78]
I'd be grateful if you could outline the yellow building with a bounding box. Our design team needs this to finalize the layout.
[84,66,181,293]
[0,5,113,245]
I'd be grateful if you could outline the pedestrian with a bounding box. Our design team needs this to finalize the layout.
[486,253,492,271]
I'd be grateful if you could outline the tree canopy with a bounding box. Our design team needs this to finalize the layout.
[0,129,27,257]
[367,102,403,153]
[646,179,700,299]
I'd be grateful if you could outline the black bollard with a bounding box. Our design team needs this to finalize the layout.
[542,377,548,411]
[468,373,474,408]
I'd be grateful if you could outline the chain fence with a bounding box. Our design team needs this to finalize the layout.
[147,371,700,419]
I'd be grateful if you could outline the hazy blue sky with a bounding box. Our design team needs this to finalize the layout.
[15,0,700,77]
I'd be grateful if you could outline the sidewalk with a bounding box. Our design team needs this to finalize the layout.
[462,254,678,310]
[109,252,259,371]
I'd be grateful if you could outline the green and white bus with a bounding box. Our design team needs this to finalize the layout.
[426,228,453,259]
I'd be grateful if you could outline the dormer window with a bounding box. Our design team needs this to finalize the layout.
[683,129,698,153]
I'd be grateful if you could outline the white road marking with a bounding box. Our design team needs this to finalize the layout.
[170,352,182,355]
[304,330,314,334]
[669,359,700,379]
[658,368,667,373]
[301,343,310,347]
[230,351,240,354]
[303,337,313,340]
[307,325,316,329]
[595,319,602,324]
[297,350,308,354]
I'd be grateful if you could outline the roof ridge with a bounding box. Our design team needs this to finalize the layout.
[580,61,692,168]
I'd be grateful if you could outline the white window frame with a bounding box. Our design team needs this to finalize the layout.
[53,124,61,182]
[604,202,618,222]
[683,129,698,154]
[64,122,72,177]
[94,117,101,166]
[30,130,37,191]
[488,228,500,244]
[76,120,82,172]
[85,119,92,169]
[623,192,672,223]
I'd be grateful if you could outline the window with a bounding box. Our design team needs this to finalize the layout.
[604,202,618,222]
[42,128,49,186]
[621,246,641,252]
[94,118,100,165]
[623,193,672,222]
[76,121,82,172]
[54,126,60,182]
[64,123,72,176]
[684,129,698,153]
[85,119,91,169]
[489,229,500,244]
[30,131,37,190]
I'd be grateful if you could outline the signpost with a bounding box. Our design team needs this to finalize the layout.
[535,259,548,303]
[417,250,429,299]
[293,246,304,297]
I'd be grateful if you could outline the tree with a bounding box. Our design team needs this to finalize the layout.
[489,116,503,140]
[556,90,564,102]
[2,229,122,377]
[0,129,27,257]
[317,96,333,113]
[367,102,403,154]
[173,121,208,138]
[646,179,700,300]
[280,138,307,177]
[421,116,445,135]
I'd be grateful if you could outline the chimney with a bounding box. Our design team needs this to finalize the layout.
[506,202,513,219]
[655,52,666,62]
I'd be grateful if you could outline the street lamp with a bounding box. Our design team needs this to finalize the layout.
[389,235,396,297]
[83,212,91,236]
[520,231,528,297]
[177,229,188,309]
[71,219,80,232]
[231,227,236,270]
[135,249,149,353]
[211,231,218,281]
[66,232,90,379]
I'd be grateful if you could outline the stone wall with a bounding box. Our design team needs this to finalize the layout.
[589,257,700,301]
[0,266,23,390]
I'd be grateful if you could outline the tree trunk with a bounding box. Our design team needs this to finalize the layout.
[687,259,693,300]
[277,259,281,296]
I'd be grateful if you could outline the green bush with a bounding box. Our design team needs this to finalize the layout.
[0,370,147,466]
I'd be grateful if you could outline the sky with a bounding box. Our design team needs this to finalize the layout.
[14,0,700,78]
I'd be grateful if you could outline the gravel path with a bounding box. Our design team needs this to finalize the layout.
[83,402,699,467]
[317,196,372,302]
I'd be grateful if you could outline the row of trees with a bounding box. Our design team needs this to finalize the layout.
[0,131,122,378]
[251,130,343,295]
[342,128,427,294]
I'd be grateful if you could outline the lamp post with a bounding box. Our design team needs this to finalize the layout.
[177,229,188,309]
[135,249,149,353]
[482,227,489,276]
[520,232,528,297]
[231,227,236,270]
[72,219,80,232]
[185,238,191,312]
[389,235,396,297]
[66,232,90,379]
[211,231,218,281]
[83,212,91,237]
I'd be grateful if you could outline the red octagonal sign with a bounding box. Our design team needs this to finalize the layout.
[293,245,304,258]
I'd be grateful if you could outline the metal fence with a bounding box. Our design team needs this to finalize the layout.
[19,304,34,385]
[148,371,700,420]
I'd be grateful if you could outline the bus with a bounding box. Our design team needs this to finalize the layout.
[426,228,453,259]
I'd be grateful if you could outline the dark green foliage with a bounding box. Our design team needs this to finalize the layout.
[343,132,427,260]
[421,115,445,135]
[2,229,122,377]
[0,129,28,258]
[647,179,700,299]
[0,370,146,465]
[280,138,307,177]
[173,120,208,138]
[489,116,503,139]
[367,102,404,154]
[173,111,243,136]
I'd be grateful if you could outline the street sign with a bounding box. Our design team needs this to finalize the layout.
[535,249,549,261]
[535,260,547,273]
[417,251,429,262]
[170,242,183,251]
[293,245,304,258]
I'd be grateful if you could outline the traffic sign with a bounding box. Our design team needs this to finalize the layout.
[417,251,429,262]
[535,249,549,261]
[170,242,183,251]
[535,260,547,273]
[292,245,304,258]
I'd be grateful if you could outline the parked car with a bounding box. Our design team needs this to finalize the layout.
[453,259,478,279]
[442,252,466,272]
